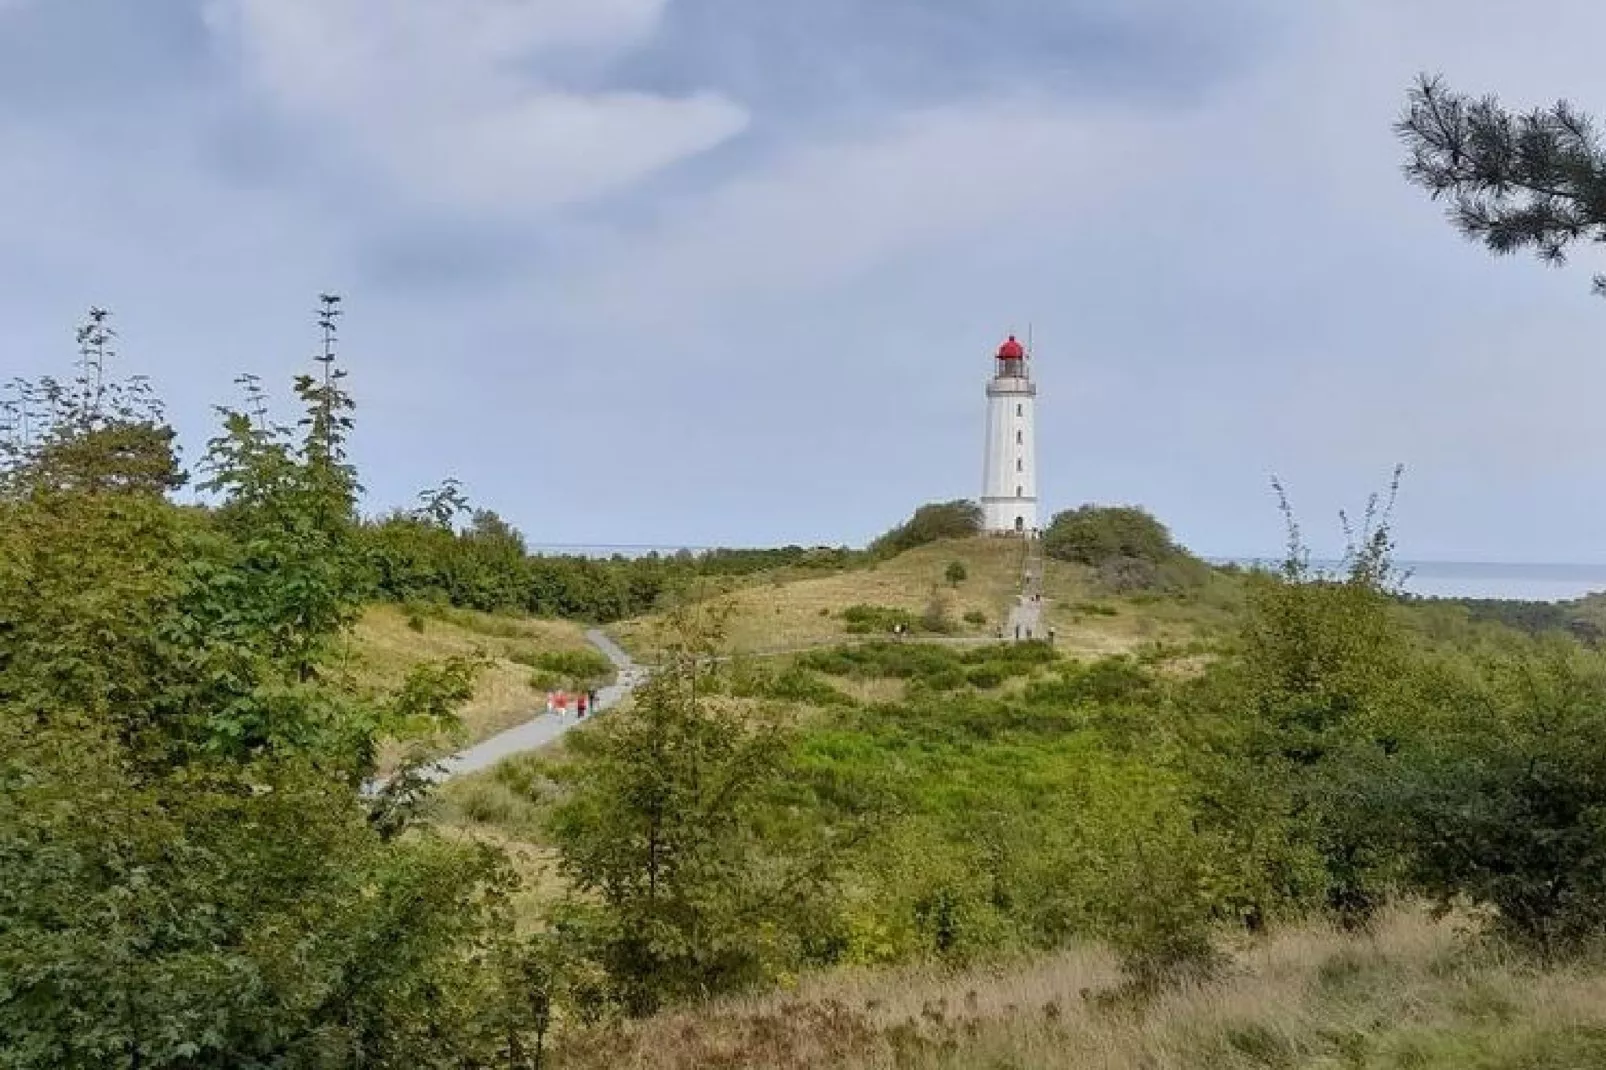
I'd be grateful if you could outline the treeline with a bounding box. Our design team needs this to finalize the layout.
[362,507,857,622]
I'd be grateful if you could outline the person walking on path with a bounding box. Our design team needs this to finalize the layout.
[577,691,589,719]
[588,688,599,713]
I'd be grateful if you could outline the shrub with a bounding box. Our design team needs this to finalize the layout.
[510,647,615,686]
[922,590,956,635]
[1044,506,1206,593]
[840,604,919,635]
[870,500,983,558]
[1393,643,1606,958]
[965,665,1004,690]
[963,610,987,626]
[945,561,968,586]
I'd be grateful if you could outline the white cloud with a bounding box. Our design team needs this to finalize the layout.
[205,0,748,214]
[558,96,1164,330]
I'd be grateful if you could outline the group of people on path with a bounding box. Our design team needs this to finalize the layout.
[545,687,601,719]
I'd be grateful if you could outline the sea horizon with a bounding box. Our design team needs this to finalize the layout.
[1209,557,1606,603]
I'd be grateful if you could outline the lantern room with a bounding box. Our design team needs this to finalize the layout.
[994,334,1028,379]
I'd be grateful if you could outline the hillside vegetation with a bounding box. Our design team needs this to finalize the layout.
[346,604,597,766]
[14,301,1606,1070]
[555,908,1606,1070]
[608,535,1242,659]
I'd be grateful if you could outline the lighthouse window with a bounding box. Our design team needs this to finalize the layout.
[1016,459,1023,471]
[1016,404,1022,416]
[1016,485,1023,497]
[1015,430,1023,445]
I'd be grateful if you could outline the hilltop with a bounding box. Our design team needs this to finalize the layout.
[607,534,1243,661]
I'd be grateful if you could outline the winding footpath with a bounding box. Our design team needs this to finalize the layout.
[429,587,1048,785]
[428,629,645,783]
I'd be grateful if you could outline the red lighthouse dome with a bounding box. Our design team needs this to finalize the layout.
[997,335,1025,360]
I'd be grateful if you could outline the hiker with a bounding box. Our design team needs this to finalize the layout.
[1014,624,1021,640]
[1048,626,1057,644]
[545,691,555,715]
[588,688,600,712]
[577,691,589,719]
[555,690,569,717]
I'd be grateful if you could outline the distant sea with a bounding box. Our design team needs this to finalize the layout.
[1213,559,1606,604]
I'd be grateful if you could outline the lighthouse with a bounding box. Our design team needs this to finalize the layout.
[981,334,1038,535]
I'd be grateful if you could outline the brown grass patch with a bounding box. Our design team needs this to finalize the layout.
[553,908,1606,1070]
[341,605,594,771]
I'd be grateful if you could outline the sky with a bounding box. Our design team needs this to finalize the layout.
[5,1,1606,561]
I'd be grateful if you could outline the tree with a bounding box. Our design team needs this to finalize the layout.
[1399,75,1606,294]
[945,560,968,586]
[871,500,983,558]
[547,605,843,1015]
[1042,505,1205,593]
[1391,642,1606,959]
[0,302,515,1068]
[1180,473,1417,932]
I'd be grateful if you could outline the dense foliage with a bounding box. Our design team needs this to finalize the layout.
[14,300,1606,1067]
[1043,504,1208,592]
[869,500,983,558]
[0,306,535,1069]
[363,510,860,623]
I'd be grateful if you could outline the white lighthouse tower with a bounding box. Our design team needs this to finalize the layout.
[981,334,1038,534]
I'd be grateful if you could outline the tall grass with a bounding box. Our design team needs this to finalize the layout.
[553,908,1606,1069]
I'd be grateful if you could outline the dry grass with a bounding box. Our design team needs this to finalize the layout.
[340,604,594,768]
[608,539,1198,662]
[553,908,1606,1069]
[609,539,1026,657]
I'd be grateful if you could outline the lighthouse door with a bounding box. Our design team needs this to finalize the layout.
[1014,516,1024,533]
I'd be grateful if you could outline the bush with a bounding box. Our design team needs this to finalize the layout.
[945,561,968,586]
[870,500,983,558]
[963,610,987,626]
[1392,643,1606,958]
[840,604,919,635]
[922,590,956,635]
[1044,506,1207,594]
[510,647,615,687]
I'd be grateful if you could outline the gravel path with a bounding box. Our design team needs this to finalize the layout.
[427,628,645,782]
[426,592,1053,786]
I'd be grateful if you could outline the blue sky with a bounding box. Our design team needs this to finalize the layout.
[5,0,1606,560]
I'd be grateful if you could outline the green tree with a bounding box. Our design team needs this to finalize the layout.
[1391,641,1606,959]
[547,605,841,1015]
[945,560,968,586]
[1043,505,1181,568]
[871,500,983,558]
[1399,75,1606,294]
[0,302,515,1068]
[1181,473,1417,931]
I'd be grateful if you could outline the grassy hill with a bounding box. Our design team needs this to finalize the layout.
[607,536,1244,660]
[344,603,596,766]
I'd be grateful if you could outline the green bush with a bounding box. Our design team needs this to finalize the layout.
[840,604,919,635]
[870,500,983,558]
[963,610,987,626]
[509,647,615,686]
[945,561,968,586]
[1043,506,1207,593]
[1391,643,1606,957]
[922,590,956,635]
